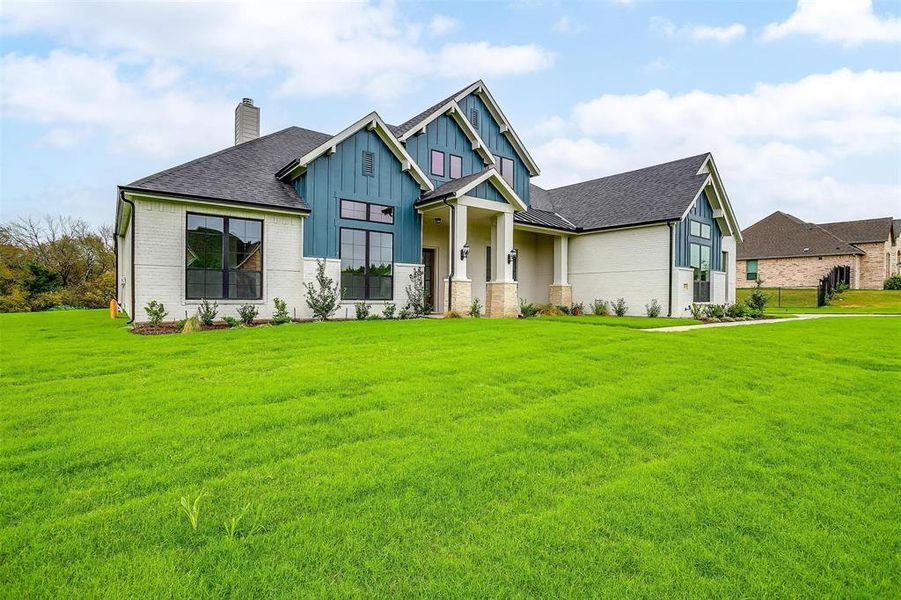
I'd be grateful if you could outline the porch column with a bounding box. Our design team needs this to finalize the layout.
[447,203,471,314]
[549,235,572,307]
[486,212,519,318]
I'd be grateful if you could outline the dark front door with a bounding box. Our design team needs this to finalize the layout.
[422,248,436,310]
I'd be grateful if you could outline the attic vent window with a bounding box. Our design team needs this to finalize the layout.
[469,107,479,129]
[362,151,374,177]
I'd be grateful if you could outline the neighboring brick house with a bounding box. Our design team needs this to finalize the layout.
[736,212,898,289]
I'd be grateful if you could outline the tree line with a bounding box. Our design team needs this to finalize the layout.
[0,216,115,312]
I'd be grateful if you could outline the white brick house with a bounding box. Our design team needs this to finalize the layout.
[116,82,742,322]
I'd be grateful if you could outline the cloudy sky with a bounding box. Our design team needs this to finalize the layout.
[1,0,900,227]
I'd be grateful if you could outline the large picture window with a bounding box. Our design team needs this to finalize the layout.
[186,213,262,300]
[340,228,393,300]
[690,242,711,302]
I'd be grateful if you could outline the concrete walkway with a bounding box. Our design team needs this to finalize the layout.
[648,313,901,332]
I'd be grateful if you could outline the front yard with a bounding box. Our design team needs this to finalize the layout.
[1,311,898,597]
[737,287,901,313]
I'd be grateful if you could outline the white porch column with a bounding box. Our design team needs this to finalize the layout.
[451,203,469,281]
[553,235,568,285]
[549,234,572,307]
[493,212,515,282]
[486,211,518,317]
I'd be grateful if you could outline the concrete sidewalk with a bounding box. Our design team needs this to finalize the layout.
[647,313,901,332]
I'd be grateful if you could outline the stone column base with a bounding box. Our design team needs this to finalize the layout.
[447,279,472,315]
[549,284,572,307]
[486,281,519,318]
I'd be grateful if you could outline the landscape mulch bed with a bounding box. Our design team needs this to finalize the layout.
[130,320,299,335]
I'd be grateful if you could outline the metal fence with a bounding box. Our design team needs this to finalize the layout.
[736,286,819,308]
[817,265,851,307]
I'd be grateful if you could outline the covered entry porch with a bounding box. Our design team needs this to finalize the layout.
[419,198,572,317]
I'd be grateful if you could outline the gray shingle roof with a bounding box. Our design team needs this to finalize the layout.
[737,211,863,260]
[123,126,331,212]
[417,168,492,204]
[895,219,901,240]
[818,217,894,244]
[534,153,711,231]
[513,208,576,231]
[390,82,474,136]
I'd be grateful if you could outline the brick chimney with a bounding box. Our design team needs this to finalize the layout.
[234,98,260,145]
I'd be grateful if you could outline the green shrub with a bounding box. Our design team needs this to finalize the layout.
[304,259,339,321]
[725,301,748,318]
[703,304,726,319]
[144,300,167,325]
[272,297,291,325]
[197,299,218,326]
[382,302,396,319]
[590,299,609,316]
[745,279,769,313]
[571,302,584,316]
[366,314,381,320]
[689,303,703,320]
[519,298,540,318]
[645,298,661,318]
[470,297,482,318]
[223,316,241,328]
[354,301,371,320]
[405,267,431,316]
[398,307,412,320]
[237,303,258,326]
[884,275,901,290]
[536,303,562,316]
[612,298,628,317]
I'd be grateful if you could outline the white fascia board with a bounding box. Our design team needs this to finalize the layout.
[513,222,573,236]
[455,81,541,177]
[457,194,515,214]
[398,100,494,167]
[453,168,527,212]
[293,112,434,192]
[698,154,742,242]
[122,191,309,218]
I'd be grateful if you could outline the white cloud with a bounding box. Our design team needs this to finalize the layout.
[763,0,901,45]
[652,17,746,43]
[1,1,553,101]
[1,51,232,157]
[531,69,901,224]
[553,16,587,35]
[428,15,458,36]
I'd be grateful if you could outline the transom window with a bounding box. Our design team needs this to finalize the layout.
[340,228,393,300]
[690,220,711,240]
[493,154,514,187]
[430,150,445,177]
[185,213,262,300]
[340,199,394,224]
[690,242,711,302]
[449,154,463,179]
[746,259,758,281]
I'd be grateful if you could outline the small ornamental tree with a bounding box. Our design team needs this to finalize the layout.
[745,278,769,316]
[272,297,291,325]
[405,267,429,316]
[304,259,339,321]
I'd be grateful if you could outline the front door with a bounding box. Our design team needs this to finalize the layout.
[422,248,436,310]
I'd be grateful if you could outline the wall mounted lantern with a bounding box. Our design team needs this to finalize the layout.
[460,242,470,261]
[507,248,518,264]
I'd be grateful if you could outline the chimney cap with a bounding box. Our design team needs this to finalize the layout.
[242,97,254,105]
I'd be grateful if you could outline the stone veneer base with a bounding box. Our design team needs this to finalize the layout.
[486,282,519,318]
[548,284,572,307]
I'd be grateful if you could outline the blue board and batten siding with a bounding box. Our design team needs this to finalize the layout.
[457,92,531,205]
[675,191,724,271]
[295,128,422,264]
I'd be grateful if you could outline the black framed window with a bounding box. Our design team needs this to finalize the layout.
[449,154,463,179]
[186,213,262,300]
[340,199,393,224]
[486,245,491,282]
[746,259,758,281]
[340,228,393,301]
[493,154,514,187]
[430,150,445,177]
[690,242,711,302]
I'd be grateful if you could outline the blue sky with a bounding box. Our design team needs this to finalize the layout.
[2,0,900,227]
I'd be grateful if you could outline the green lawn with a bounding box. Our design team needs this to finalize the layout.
[1,311,899,597]
[737,288,901,314]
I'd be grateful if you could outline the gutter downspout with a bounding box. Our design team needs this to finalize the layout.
[119,190,137,324]
[442,198,455,313]
[667,221,675,317]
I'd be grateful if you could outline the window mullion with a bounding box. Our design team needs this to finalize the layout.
[222,216,230,299]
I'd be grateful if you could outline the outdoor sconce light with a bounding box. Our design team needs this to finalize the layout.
[507,248,518,264]
[434,217,442,225]
[460,242,470,261]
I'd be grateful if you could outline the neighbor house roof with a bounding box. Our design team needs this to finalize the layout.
[818,217,895,244]
[737,211,864,260]
[895,219,901,240]
[123,126,331,212]
[530,153,711,231]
